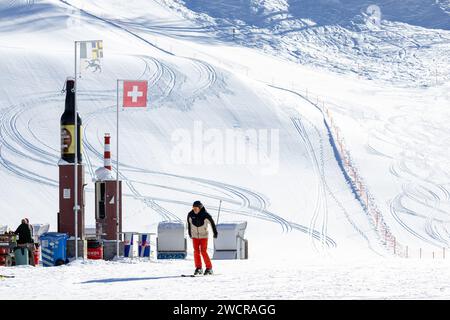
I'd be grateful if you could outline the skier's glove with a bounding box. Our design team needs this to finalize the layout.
[214,233,218,239]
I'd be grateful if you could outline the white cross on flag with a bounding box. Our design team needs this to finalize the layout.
[123,81,148,107]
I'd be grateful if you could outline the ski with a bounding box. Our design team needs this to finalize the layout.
[0,275,15,279]
[181,274,219,277]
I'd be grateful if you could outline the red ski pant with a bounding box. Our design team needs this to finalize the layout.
[192,238,212,269]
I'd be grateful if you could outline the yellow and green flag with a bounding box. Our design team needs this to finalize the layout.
[78,40,103,75]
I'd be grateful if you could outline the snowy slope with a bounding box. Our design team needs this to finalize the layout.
[0,0,449,299]
[3,257,450,299]
[0,0,384,256]
[163,0,450,86]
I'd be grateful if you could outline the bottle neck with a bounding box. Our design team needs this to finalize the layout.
[64,80,76,113]
[65,91,75,113]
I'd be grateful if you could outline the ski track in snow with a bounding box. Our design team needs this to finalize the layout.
[268,84,380,252]
[367,104,450,248]
[190,58,217,97]
[0,96,59,187]
[291,117,329,252]
[326,91,450,249]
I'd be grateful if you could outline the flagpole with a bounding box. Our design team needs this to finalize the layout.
[116,79,120,258]
[74,41,79,261]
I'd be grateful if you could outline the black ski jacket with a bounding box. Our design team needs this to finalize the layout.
[14,223,33,244]
[187,207,218,239]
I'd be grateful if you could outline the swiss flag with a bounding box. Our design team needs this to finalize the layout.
[123,80,148,107]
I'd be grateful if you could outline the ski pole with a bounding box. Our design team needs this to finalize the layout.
[217,200,222,224]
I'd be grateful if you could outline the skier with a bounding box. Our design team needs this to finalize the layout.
[187,201,218,275]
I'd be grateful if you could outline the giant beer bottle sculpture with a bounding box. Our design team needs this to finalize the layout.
[58,77,85,240]
[61,78,82,163]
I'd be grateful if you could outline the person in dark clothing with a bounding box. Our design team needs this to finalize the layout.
[14,219,35,266]
[15,219,33,244]
[187,201,218,275]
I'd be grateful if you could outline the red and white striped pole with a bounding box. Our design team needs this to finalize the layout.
[104,133,112,170]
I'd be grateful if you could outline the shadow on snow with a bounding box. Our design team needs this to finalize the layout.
[81,275,182,284]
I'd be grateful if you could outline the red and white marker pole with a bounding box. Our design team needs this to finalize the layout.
[104,133,112,170]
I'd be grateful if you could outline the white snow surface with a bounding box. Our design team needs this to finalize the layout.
[3,255,450,299]
[0,0,449,299]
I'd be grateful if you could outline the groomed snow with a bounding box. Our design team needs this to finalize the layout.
[2,255,450,299]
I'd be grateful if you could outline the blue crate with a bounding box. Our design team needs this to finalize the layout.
[40,232,68,267]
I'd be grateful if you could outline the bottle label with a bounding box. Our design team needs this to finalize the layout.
[61,125,83,154]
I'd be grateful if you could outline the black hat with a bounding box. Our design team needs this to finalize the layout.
[192,201,203,208]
